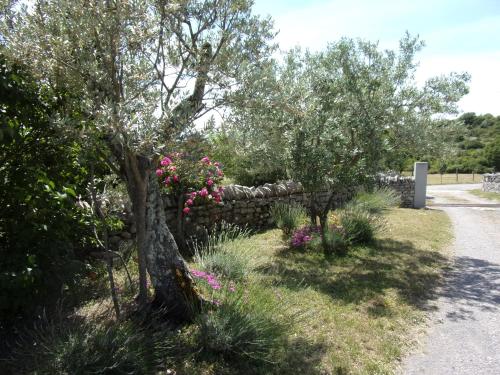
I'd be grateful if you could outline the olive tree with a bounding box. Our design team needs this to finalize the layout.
[3,0,274,319]
[228,34,469,254]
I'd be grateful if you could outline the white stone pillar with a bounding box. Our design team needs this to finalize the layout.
[413,162,428,208]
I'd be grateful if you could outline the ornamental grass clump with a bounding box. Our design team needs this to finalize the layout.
[194,222,260,281]
[8,317,175,375]
[338,206,382,245]
[194,285,289,364]
[269,202,307,236]
[322,225,350,256]
[337,188,396,245]
[348,187,401,214]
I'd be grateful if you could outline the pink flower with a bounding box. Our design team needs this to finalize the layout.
[191,269,207,278]
[199,187,208,197]
[229,286,236,292]
[155,169,163,177]
[217,170,223,177]
[160,157,172,166]
[209,282,221,290]
[165,176,171,185]
[183,207,190,215]
[186,198,194,206]
[190,191,197,199]
[214,162,220,167]
[169,166,177,171]
[173,175,179,183]
[218,186,224,193]
[201,156,210,164]
[207,179,214,186]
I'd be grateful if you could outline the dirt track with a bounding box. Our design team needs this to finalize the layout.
[400,184,500,375]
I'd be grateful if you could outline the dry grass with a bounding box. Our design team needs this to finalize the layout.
[469,189,500,202]
[427,173,482,185]
[402,172,483,185]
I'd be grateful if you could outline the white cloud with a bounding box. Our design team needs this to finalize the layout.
[256,0,500,115]
[416,52,500,115]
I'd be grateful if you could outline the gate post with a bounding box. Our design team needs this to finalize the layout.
[413,162,428,208]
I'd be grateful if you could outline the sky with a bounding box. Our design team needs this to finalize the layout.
[253,0,500,116]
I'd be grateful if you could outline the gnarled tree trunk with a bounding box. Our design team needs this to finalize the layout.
[121,152,201,320]
[144,169,201,320]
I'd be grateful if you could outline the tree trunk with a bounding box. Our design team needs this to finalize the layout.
[319,213,331,256]
[309,192,318,225]
[144,170,202,321]
[123,153,150,305]
[176,194,187,253]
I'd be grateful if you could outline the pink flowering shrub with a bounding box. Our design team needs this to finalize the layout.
[290,225,322,248]
[156,153,224,214]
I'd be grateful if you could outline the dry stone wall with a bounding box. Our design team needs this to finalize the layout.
[163,176,415,241]
[375,174,415,208]
[483,173,500,192]
[110,175,415,247]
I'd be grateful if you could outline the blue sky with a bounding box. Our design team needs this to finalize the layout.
[253,0,500,115]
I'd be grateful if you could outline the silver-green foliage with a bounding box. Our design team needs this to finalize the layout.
[194,222,260,281]
[8,317,175,374]
[339,206,381,245]
[269,202,306,236]
[195,286,288,363]
[349,187,401,214]
[226,33,469,229]
[338,188,398,244]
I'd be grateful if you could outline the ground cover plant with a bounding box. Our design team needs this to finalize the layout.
[5,207,453,374]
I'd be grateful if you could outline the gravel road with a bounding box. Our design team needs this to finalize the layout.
[400,184,500,375]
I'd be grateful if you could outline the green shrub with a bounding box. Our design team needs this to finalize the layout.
[195,286,288,364]
[0,54,98,322]
[339,207,382,245]
[350,187,400,214]
[269,202,307,236]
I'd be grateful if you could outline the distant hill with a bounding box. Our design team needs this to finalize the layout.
[429,113,500,174]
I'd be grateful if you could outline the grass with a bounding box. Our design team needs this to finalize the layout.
[469,189,500,202]
[6,208,453,375]
[402,172,482,185]
[427,173,481,185]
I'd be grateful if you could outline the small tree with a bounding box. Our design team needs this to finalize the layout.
[228,34,469,255]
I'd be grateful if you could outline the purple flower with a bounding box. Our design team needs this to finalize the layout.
[290,225,321,248]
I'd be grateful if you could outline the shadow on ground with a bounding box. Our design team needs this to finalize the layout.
[261,238,449,310]
[438,256,500,321]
